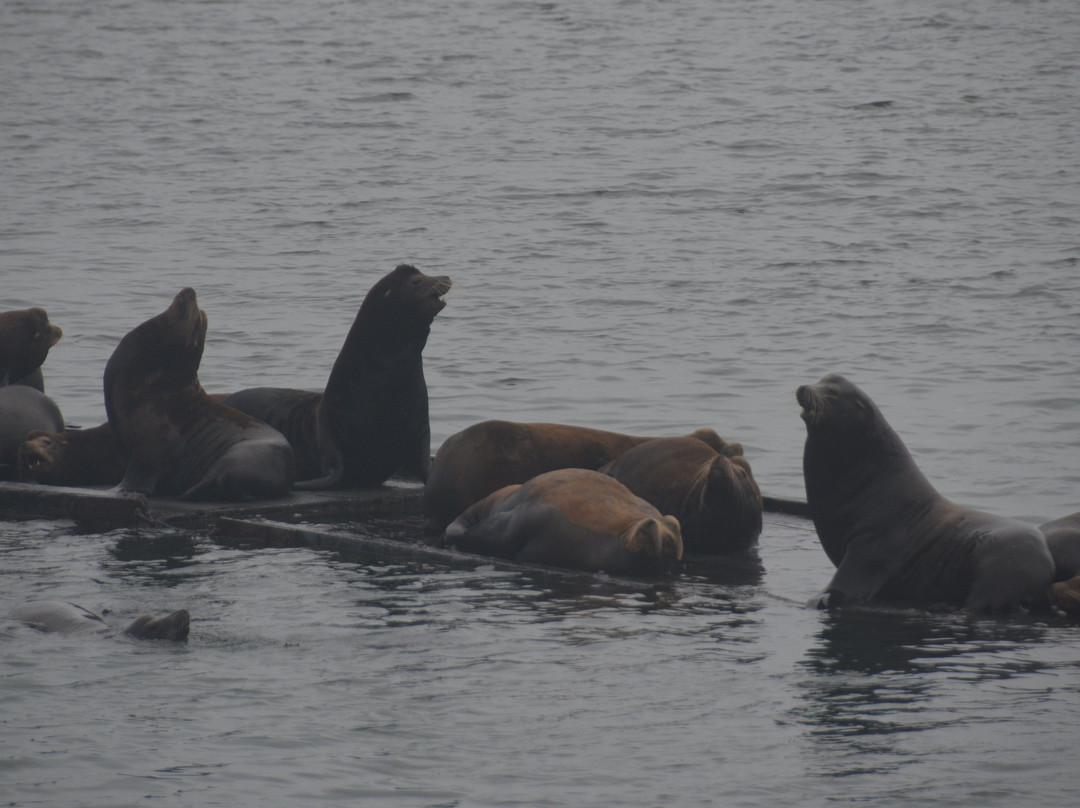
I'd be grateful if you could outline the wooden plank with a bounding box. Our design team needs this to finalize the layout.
[216,515,572,573]
[0,479,424,530]
[0,481,150,526]
[762,495,811,518]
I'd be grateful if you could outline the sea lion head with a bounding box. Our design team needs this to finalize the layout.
[122,609,191,640]
[796,373,895,448]
[16,429,63,483]
[0,307,63,384]
[159,287,208,374]
[369,264,452,327]
[1048,577,1080,615]
[622,514,683,573]
[682,453,763,552]
[114,288,207,382]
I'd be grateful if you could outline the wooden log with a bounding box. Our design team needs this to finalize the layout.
[761,495,811,518]
[0,481,150,526]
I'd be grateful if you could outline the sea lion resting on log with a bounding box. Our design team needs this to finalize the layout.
[600,435,763,554]
[423,420,733,532]
[441,468,684,577]
[224,264,451,490]
[18,422,127,487]
[104,287,296,501]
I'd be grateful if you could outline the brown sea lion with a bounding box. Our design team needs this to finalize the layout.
[442,468,683,576]
[423,420,730,532]
[103,287,296,501]
[600,435,763,554]
[223,264,451,490]
[798,373,1053,613]
[17,421,127,487]
[0,307,62,390]
[0,385,64,475]
[10,600,190,640]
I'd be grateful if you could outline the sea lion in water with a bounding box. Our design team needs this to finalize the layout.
[1038,512,1080,614]
[798,373,1053,613]
[0,385,65,475]
[0,307,62,390]
[442,468,683,577]
[423,420,728,532]
[223,264,451,490]
[10,600,190,640]
[18,421,127,487]
[600,435,763,554]
[104,287,296,501]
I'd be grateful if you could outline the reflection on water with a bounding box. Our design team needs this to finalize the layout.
[791,604,1071,787]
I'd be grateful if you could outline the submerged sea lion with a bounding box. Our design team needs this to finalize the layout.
[0,307,62,390]
[798,373,1053,613]
[17,421,127,487]
[104,287,296,501]
[600,435,763,554]
[223,264,451,490]
[442,468,683,577]
[423,420,728,532]
[0,385,65,474]
[10,600,190,640]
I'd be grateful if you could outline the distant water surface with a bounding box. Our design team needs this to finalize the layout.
[2,0,1079,805]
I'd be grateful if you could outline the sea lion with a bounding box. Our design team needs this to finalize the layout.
[17,421,127,487]
[1038,512,1080,581]
[798,373,1053,613]
[1038,512,1080,615]
[423,420,730,532]
[0,307,62,390]
[10,600,190,640]
[223,264,451,490]
[599,436,763,554]
[103,287,296,501]
[442,468,683,576]
[0,385,65,475]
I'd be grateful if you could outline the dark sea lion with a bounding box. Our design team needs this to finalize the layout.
[797,373,1053,613]
[17,421,127,487]
[600,435,763,554]
[0,307,62,390]
[104,287,296,501]
[10,600,190,640]
[442,468,683,576]
[423,420,729,532]
[223,264,451,490]
[1038,511,1080,581]
[0,385,65,474]
[1037,512,1080,615]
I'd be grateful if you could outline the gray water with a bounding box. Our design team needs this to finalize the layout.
[2,0,1079,805]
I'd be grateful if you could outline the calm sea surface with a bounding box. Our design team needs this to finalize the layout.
[2,0,1079,805]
